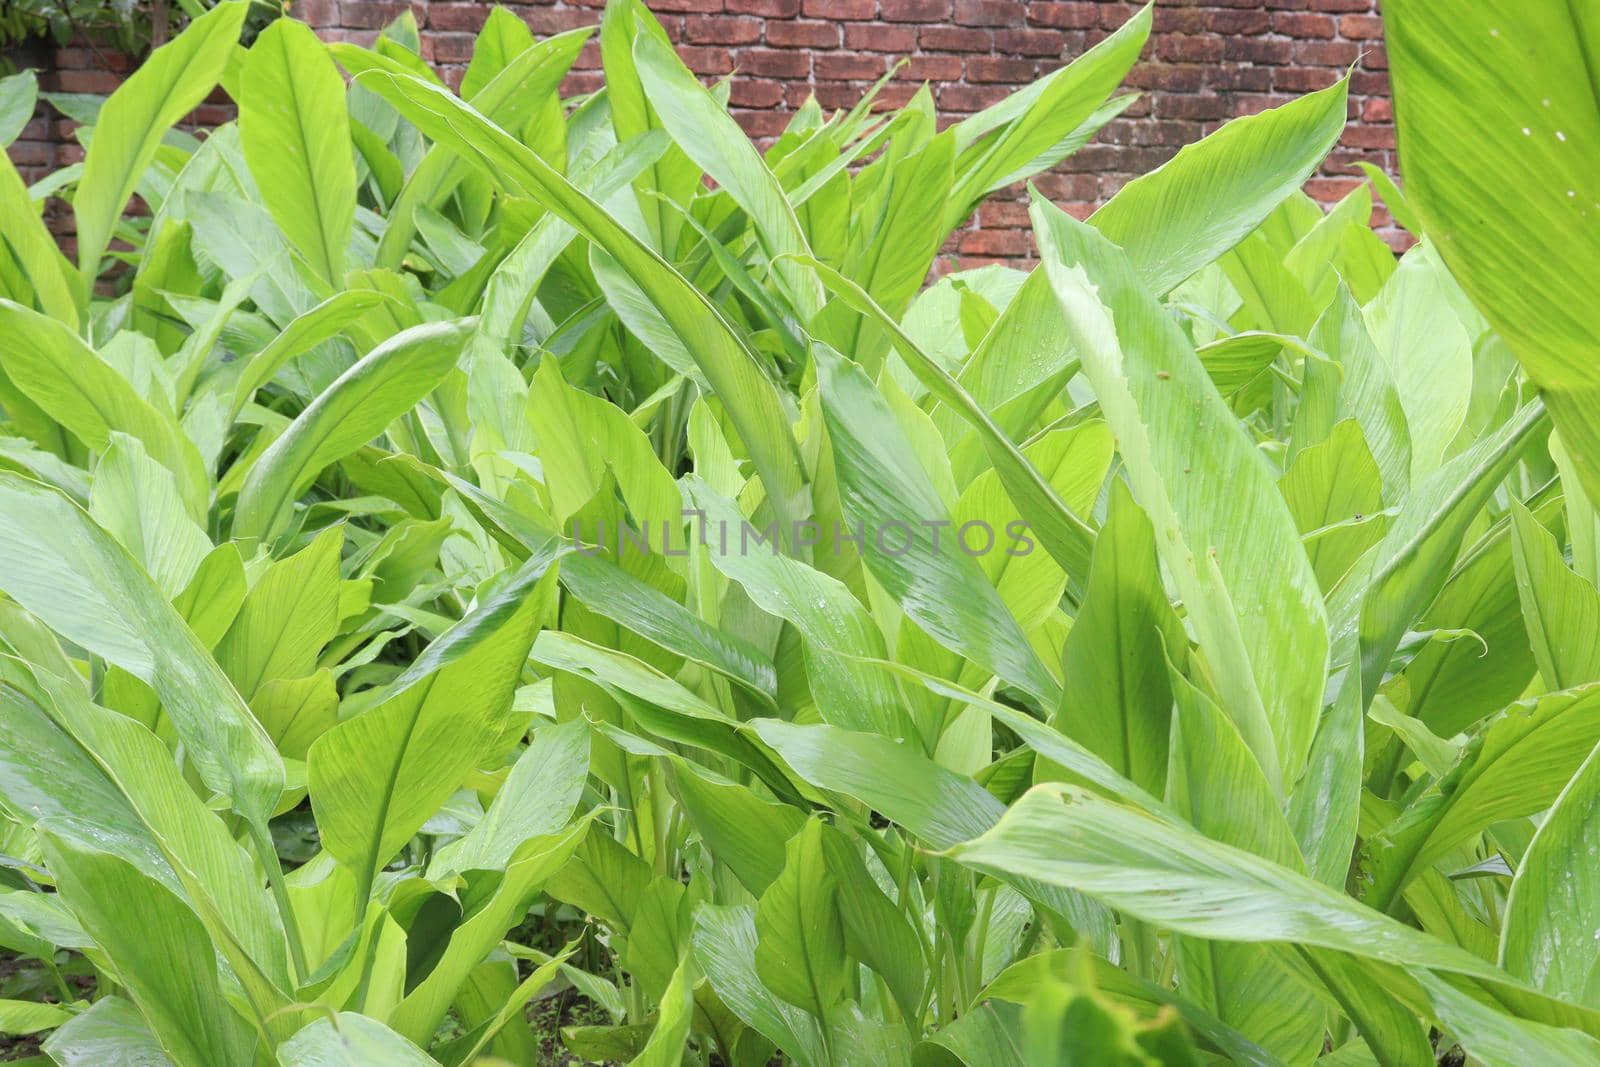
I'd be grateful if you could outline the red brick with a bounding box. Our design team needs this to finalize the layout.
[524,8,600,33]
[426,4,489,31]
[1030,172,1099,201]
[939,83,1010,112]
[1158,93,1228,121]
[813,82,865,108]
[679,46,735,75]
[902,54,964,80]
[844,24,917,51]
[563,71,606,95]
[977,198,1031,228]
[1306,177,1363,202]
[1128,62,1205,93]
[816,53,887,80]
[685,14,761,43]
[340,2,413,29]
[736,110,787,136]
[1203,10,1270,34]
[1205,65,1272,92]
[729,78,785,107]
[765,19,840,46]
[1309,0,1375,10]
[954,0,1024,26]
[1272,12,1335,37]
[1295,39,1360,66]
[1339,14,1384,39]
[649,0,723,11]
[881,0,950,20]
[801,0,876,18]
[1341,124,1394,149]
[920,26,992,51]
[1275,66,1342,91]
[966,56,1039,83]
[54,70,122,94]
[1361,45,1389,70]
[959,228,1031,256]
[1029,1,1097,29]
[1157,35,1224,63]
[726,0,798,13]
[425,32,472,63]
[1222,37,1291,64]
[873,83,924,109]
[994,28,1064,56]
[1351,70,1390,95]
[737,48,811,78]
[293,0,340,25]
[1361,97,1393,122]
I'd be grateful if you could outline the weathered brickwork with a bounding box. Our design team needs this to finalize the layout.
[6,0,1400,266]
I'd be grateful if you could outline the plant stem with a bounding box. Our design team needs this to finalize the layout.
[248,820,309,984]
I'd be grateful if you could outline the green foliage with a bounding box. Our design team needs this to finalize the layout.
[0,2,1593,1064]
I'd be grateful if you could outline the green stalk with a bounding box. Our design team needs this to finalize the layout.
[248,820,310,984]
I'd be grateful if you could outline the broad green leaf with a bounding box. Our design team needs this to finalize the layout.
[73,1,246,281]
[429,718,590,876]
[240,17,357,286]
[949,782,1600,1034]
[1363,684,1600,911]
[1509,499,1600,690]
[1501,738,1600,1007]
[0,998,73,1035]
[693,904,826,1066]
[0,301,208,518]
[1552,431,1600,584]
[683,477,909,741]
[946,5,1149,230]
[1278,420,1387,592]
[803,258,1096,582]
[1089,76,1349,296]
[815,343,1061,708]
[234,318,473,545]
[309,547,559,904]
[1053,480,1180,794]
[1385,0,1600,503]
[1034,194,1328,793]
[0,69,36,147]
[215,525,343,702]
[1414,970,1600,1067]
[280,1012,438,1066]
[384,821,590,1047]
[0,149,78,327]
[754,818,850,1022]
[1163,667,1325,1064]
[0,474,283,826]
[1354,400,1546,704]
[634,954,698,1067]
[600,0,700,256]
[0,678,290,993]
[1363,247,1473,481]
[90,434,213,598]
[560,552,779,709]
[228,290,395,416]
[1301,286,1411,501]
[37,833,255,1067]
[441,946,578,1066]
[363,27,592,269]
[43,997,172,1067]
[633,32,823,320]
[344,60,811,538]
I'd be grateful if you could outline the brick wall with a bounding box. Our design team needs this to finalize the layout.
[6,0,1400,267]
